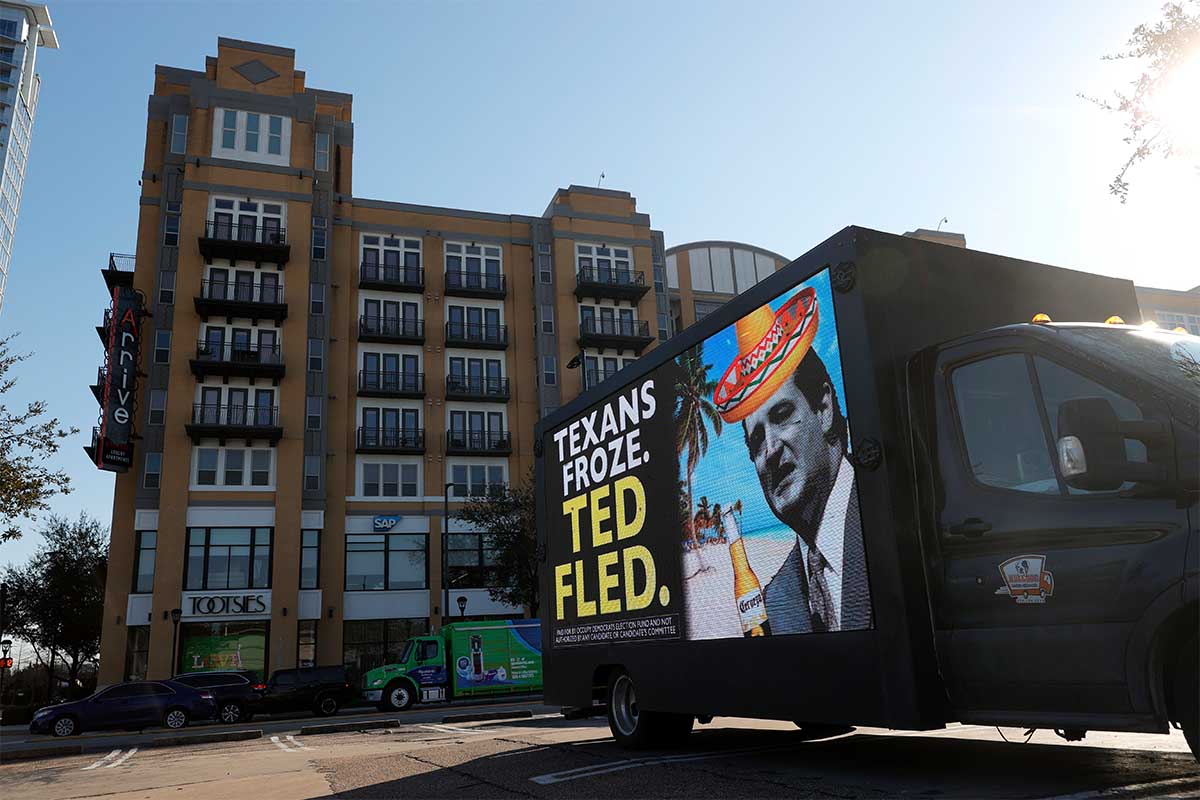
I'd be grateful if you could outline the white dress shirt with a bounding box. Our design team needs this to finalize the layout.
[795,454,854,631]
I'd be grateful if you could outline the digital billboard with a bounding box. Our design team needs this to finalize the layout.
[545,267,871,649]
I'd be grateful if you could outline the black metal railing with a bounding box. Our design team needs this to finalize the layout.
[444,322,507,346]
[445,271,505,293]
[446,376,510,398]
[358,315,424,339]
[204,219,287,245]
[358,370,425,394]
[200,279,285,305]
[449,482,509,500]
[580,317,652,339]
[585,368,621,389]
[359,262,424,289]
[194,340,282,365]
[357,426,425,450]
[191,404,280,427]
[446,430,511,452]
[576,267,645,288]
[108,253,136,272]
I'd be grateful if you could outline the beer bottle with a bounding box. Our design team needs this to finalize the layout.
[724,509,771,637]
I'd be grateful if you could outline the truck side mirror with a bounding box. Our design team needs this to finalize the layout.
[1057,397,1166,490]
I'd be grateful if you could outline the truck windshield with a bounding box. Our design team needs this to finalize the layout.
[1057,327,1200,398]
[395,641,414,664]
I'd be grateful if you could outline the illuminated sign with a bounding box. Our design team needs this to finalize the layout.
[92,286,145,473]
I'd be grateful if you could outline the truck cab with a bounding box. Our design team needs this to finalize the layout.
[361,635,447,711]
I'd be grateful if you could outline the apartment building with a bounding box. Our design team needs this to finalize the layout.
[96,39,761,684]
[1135,284,1200,334]
[663,241,789,333]
[0,1,56,312]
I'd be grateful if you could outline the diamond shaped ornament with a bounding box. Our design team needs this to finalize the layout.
[233,59,280,85]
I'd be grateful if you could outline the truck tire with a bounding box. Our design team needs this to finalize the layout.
[382,681,415,712]
[606,670,693,749]
[1169,635,1198,762]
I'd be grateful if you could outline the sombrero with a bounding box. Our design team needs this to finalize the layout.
[712,287,819,423]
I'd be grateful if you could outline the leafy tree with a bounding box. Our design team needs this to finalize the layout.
[453,475,539,617]
[1083,1,1200,202]
[0,335,79,542]
[674,344,723,573]
[2,514,107,696]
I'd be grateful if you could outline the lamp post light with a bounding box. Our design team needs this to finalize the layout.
[169,608,182,677]
[456,595,467,618]
[0,638,11,706]
[443,482,454,630]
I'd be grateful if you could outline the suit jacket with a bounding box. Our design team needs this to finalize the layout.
[761,481,871,634]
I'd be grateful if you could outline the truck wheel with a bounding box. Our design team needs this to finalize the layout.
[383,682,415,712]
[314,693,340,717]
[606,671,692,749]
[1169,636,1198,762]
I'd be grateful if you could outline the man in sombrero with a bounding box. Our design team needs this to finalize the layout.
[713,288,871,634]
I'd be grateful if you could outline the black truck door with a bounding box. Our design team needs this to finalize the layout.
[932,337,1186,721]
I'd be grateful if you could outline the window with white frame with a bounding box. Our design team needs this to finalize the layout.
[361,235,421,282]
[1156,310,1200,335]
[542,356,557,386]
[163,201,181,247]
[304,455,321,491]
[312,216,327,261]
[148,390,167,425]
[361,462,420,498]
[314,132,330,172]
[144,452,162,489]
[191,446,275,489]
[211,107,291,166]
[576,243,632,281]
[208,197,285,245]
[540,304,554,334]
[449,463,506,498]
[158,271,175,305]
[445,242,502,290]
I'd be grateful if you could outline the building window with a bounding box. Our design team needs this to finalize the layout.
[304,455,321,491]
[148,389,167,425]
[185,527,272,590]
[542,356,557,386]
[300,530,320,589]
[658,312,670,342]
[170,113,188,155]
[362,462,419,498]
[306,397,322,430]
[164,201,181,247]
[143,452,161,489]
[251,449,271,486]
[244,112,260,152]
[154,331,171,363]
[345,533,427,591]
[308,339,324,372]
[125,627,151,681]
[450,464,505,498]
[312,216,326,261]
[540,304,554,334]
[221,109,237,149]
[268,115,283,155]
[132,531,157,594]
[314,132,330,172]
[576,243,631,278]
[445,242,502,288]
[297,620,317,668]
[212,108,290,165]
[158,271,175,305]
[447,532,500,588]
[310,283,325,315]
[1155,310,1200,335]
[343,619,429,676]
[207,196,285,243]
[694,300,724,321]
[538,254,552,284]
[191,447,274,489]
[224,450,244,486]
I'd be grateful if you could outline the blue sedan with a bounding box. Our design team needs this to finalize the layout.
[29,680,217,737]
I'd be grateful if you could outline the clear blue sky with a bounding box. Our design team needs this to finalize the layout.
[0,0,1192,567]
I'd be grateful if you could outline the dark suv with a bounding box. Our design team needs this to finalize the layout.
[171,671,263,724]
[260,665,356,717]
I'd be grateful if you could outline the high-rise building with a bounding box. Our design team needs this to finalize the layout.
[0,1,56,312]
[93,39,789,684]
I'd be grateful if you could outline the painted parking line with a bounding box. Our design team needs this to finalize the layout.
[530,743,798,785]
[419,724,485,736]
[81,750,122,770]
[270,735,295,752]
[285,735,314,751]
[106,748,137,768]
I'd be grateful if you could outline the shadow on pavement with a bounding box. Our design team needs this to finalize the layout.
[317,726,1199,799]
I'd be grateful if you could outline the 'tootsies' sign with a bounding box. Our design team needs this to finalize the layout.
[182,592,271,619]
[93,286,146,473]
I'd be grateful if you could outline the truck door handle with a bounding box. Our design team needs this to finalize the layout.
[948,517,992,537]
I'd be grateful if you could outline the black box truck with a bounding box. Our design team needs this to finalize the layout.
[534,227,1198,759]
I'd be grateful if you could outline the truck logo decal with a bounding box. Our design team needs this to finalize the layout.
[994,555,1054,604]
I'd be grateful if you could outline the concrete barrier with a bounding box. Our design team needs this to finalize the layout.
[442,709,534,724]
[299,719,399,736]
[0,744,83,763]
[144,729,262,748]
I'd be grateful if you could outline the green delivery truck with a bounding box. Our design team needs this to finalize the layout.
[360,620,543,711]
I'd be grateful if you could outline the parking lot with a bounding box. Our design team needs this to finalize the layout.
[2,705,1196,800]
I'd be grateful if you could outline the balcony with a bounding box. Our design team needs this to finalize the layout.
[359,262,424,293]
[444,322,508,350]
[101,253,135,291]
[358,370,425,399]
[445,430,512,456]
[358,315,424,345]
[444,270,506,299]
[89,366,107,404]
[94,308,113,345]
[578,317,655,354]
[356,426,425,455]
[194,279,288,324]
[185,404,283,445]
[198,220,290,267]
[445,375,510,402]
[189,340,285,383]
[575,267,650,302]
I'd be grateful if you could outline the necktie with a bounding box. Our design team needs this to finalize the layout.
[807,546,836,632]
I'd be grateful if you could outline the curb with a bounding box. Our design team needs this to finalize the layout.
[144,729,262,748]
[0,729,262,763]
[442,709,534,724]
[0,744,83,763]
[299,719,399,736]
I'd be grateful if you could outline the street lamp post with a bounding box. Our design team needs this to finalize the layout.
[443,482,454,631]
[169,608,182,677]
[456,595,467,619]
[0,638,11,706]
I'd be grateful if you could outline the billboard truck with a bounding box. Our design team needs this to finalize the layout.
[360,620,541,711]
[535,227,1198,759]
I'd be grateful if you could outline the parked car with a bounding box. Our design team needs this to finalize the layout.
[259,665,357,717]
[171,671,263,724]
[29,680,216,737]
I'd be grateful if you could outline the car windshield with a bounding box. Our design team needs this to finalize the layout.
[396,641,414,664]
[1056,327,1200,399]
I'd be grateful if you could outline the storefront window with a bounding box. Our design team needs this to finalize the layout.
[185,527,272,590]
[297,620,317,668]
[345,534,426,591]
[178,620,268,680]
[447,532,501,588]
[133,531,156,594]
[342,618,428,678]
[125,626,150,681]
